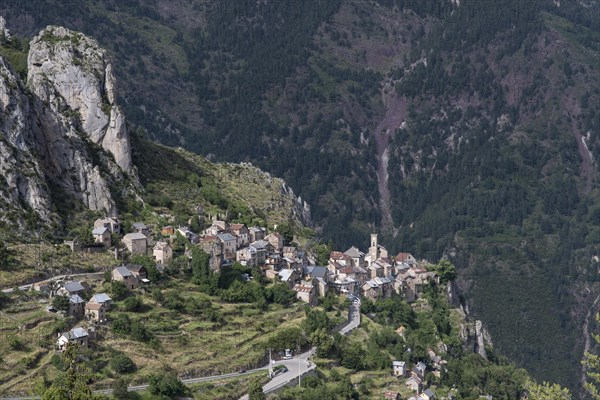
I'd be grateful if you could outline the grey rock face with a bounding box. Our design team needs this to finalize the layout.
[0,56,53,223]
[0,23,138,226]
[27,25,133,173]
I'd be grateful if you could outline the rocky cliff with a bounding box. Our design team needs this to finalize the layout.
[0,22,135,228]
[27,26,133,173]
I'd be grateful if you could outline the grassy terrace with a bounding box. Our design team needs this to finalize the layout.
[0,275,306,396]
[0,243,120,289]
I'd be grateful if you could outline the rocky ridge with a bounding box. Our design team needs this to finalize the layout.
[0,22,136,227]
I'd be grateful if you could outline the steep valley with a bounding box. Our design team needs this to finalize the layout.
[0,0,598,395]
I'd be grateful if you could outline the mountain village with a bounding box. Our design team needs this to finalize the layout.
[19,215,447,399]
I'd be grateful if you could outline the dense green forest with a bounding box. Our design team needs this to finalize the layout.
[0,0,598,394]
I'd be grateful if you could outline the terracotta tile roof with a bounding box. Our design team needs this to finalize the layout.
[395,252,414,262]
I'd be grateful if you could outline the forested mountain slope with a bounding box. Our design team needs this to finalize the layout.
[0,0,598,393]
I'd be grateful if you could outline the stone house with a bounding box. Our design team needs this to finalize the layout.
[314,277,328,297]
[122,232,147,255]
[293,283,317,306]
[89,293,112,309]
[57,327,89,351]
[57,281,87,297]
[237,246,257,267]
[249,227,266,242]
[405,374,422,392]
[161,225,175,236]
[112,266,138,290]
[177,227,199,244]
[32,280,52,293]
[344,246,365,268]
[126,264,147,281]
[265,253,283,271]
[392,360,406,377]
[413,361,427,378]
[68,294,85,319]
[278,268,300,288]
[132,222,149,236]
[265,269,279,280]
[265,232,284,252]
[361,279,382,300]
[85,301,107,323]
[249,240,272,265]
[373,276,394,298]
[302,266,329,282]
[329,251,352,269]
[94,217,120,234]
[282,256,301,270]
[200,235,224,270]
[332,276,358,295]
[352,265,369,285]
[395,252,417,266]
[283,246,298,259]
[217,233,237,260]
[153,241,172,265]
[368,262,384,278]
[231,224,250,247]
[92,227,111,247]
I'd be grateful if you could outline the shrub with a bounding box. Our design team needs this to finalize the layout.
[50,354,65,371]
[123,296,144,312]
[148,371,187,398]
[110,353,136,373]
[110,281,128,301]
[112,314,132,335]
[51,295,70,312]
[8,334,24,351]
[112,378,129,399]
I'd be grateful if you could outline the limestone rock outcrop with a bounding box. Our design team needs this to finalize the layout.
[0,22,137,227]
[27,26,133,173]
[0,56,53,223]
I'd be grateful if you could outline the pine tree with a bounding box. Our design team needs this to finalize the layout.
[525,379,571,400]
[582,313,600,399]
[248,377,266,400]
[41,344,107,400]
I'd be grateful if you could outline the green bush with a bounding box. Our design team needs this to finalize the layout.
[51,295,70,312]
[110,281,128,301]
[148,371,187,399]
[110,353,136,373]
[123,296,144,312]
